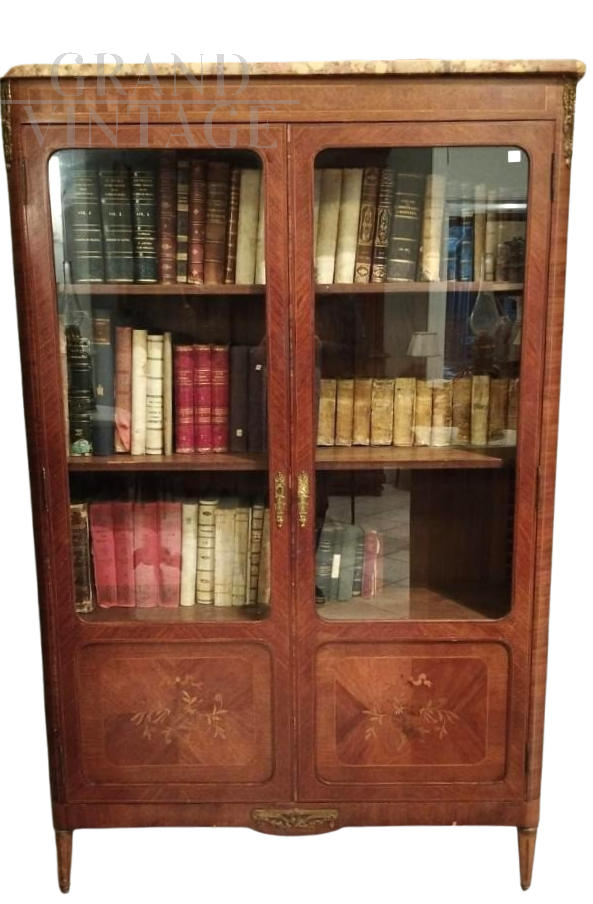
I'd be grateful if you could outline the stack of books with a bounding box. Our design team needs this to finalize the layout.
[315,520,382,604]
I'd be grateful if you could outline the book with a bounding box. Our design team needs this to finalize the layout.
[430,379,453,446]
[370,379,395,446]
[112,502,135,607]
[187,159,207,285]
[230,345,249,452]
[204,161,231,283]
[315,519,336,604]
[452,375,472,445]
[361,530,382,598]
[248,344,267,452]
[231,502,251,606]
[352,529,365,597]
[211,345,230,452]
[158,502,182,607]
[257,508,271,606]
[315,169,342,283]
[90,503,117,607]
[114,326,132,453]
[458,184,474,281]
[473,183,487,280]
[157,152,177,283]
[352,378,372,446]
[194,344,212,453]
[329,522,344,602]
[100,164,134,283]
[370,167,396,283]
[354,167,380,283]
[334,168,363,283]
[248,503,265,604]
[163,332,173,456]
[254,177,266,284]
[506,377,519,445]
[393,377,416,447]
[338,524,362,602]
[61,157,105,283]
[131,163,158,283]
[196,498,218,605]
[223,166,240,284]
[335,378,354,446]
[134,502,160,607]
[414,379,433,446]
[214,499,237,606]
[70,503,94,613]
[91,309,115,455]
[446,198,463,281]
[484,188,498,281]
[419,174,446,281]
[470,375,491,445]
[175,156,190,283]
[66,325,94,456]
[236,168,262,285]
[180,502,198,606]
[317,378,337,446]
[174,344,195,453]
[131,329,148,456]
[145,334,164,455]
[386,172,424,281]
[488,377,509,445]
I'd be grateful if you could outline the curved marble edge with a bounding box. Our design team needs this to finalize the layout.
[2,58,587,80]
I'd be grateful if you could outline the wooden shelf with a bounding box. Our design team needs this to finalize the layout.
[316,281,523,295]
[319,583,510,621]
[68,452,267,472]
[58,283,265,296]
[80,604,270,624]
[315,445,516,470]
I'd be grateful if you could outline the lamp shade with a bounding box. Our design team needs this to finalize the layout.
[407,331,440,358]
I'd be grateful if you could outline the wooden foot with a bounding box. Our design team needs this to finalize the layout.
[517,826,537,890]
[55,830,73,893]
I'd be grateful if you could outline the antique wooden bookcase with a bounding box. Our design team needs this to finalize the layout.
[0,59,585,892]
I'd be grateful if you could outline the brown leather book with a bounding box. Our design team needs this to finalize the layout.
[470,375,490,446]
[352,378,372,445]
[370,168,396,283]
[370,378,395,445]
[175,157,190,283]
[386,172,425,282]
[157,153,177,283]
[488,378,509,445]
[452,376,472,445]
[414,380,433,446]
[70,503,94,613]
[354,168,380,284]
[230,345,249,452]
[506,377,519,445]
[224,167,241,284]
[317,379,337,446]
[335,379,354,446]
[393,377,416,447]
[187,159,207,285]
[204,161,231,283]
[430,379,453,446]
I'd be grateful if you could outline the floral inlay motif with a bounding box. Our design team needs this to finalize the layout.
[362,672,460,748]
[130,674,228,743]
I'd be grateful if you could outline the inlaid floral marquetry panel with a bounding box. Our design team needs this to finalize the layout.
[315,642,509,785]
[77,642,274,785]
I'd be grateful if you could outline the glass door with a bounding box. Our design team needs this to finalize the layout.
[291,121,554,801]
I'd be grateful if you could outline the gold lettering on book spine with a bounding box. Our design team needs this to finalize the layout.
[252,808,339,833]
[1,80,12,172]
[274,472,286,529]
[563,78,577,168]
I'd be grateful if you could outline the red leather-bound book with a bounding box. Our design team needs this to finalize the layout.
[211,344,229,452]
[158,501,182,607]
[157,152,177,283]
[188,159,207,285]
[194,343,212,452]
[133,502,160,607]
[361,529,382,599]
[114,326,132,453]
[111,501,135,606]
[174,344,194,453]
[89,503,118,607]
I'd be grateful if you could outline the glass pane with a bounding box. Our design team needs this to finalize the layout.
[50,148,270,620]
[313,146,527,621]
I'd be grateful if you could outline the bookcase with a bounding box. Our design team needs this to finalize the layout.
[0,58,585,892]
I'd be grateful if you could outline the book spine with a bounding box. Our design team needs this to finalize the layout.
[361,530,381,599]
[196,498,218,605]
[471,375,491,445]
[100,165,134,283]
[66,326,94,456]
[254,176,266,285]
[256,508,271,606]
[158,501,182,607]
[352,378,372,445]
[506,377,519,446]
[248,504,265,604]
[473,183,487,281]
[315,520,335,604]
[354,167,380,284]
[145,334,164,455]
[134,502,160,607]
[247,344,266,452]
[211,345,230,452]
[163,332,174,455]
[231,504,251,606]
[452,376,472,445]
[458,184,474,281]
[338,525,361,602]
[315,168,343,284]
[70,503,94,613]
[393,377,417,447]
[334,168,363,283]
[204,161,231,283]
[131,329,148,455]
[174,344,195,453]
[180,502,198,606]
[317,378,337,446]
[114,326,132,453]
[175,157,190,283]
[446,205,463,281]
[488,377,509,445]
[430,379,453,446]
[370,167,396,283]
[214,503,236,607]
[194,344,212,453]
[235,168,262,285]
[230,345,250,452]
[335,378,354,446]
[419,174,446,281]
[132,165,158,283]
[484,188,498,281]
[157,153,177,283]
[91,309,115,455]
[187,159,207,285]
[414,380,433,446]
[386,172,425,281]
[370,379,395,446]
[111,501,135,607]
[223,166,241,284]
[329,523,344,602]
[351,530,365,596]
[61,159,105,283]
[90,503,118,607]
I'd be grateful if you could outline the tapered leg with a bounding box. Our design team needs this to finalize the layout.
[55,830,73,894]
[517,826,537,891]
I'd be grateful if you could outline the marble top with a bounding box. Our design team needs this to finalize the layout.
[3,59,587,80]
